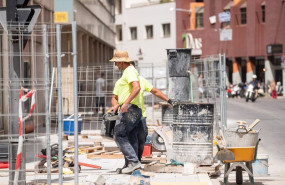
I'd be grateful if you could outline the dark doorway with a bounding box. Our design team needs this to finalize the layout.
[256,59,265,83]
[275,70,283,84]
[227,59,233,84]
[241,60,247,83]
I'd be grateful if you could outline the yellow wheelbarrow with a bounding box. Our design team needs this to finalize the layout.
[215,127,261,185]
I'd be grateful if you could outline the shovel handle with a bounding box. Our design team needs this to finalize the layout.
[248,119,260,131]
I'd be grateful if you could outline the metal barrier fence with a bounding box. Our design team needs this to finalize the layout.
[190,55,227,133]
[0,22,226,184]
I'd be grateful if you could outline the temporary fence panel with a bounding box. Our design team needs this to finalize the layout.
[0,22,226,184]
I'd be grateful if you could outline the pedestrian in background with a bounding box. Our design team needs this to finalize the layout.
[108,50,142,174]
[198,74,204,100]
[95,72,105,115]
[271,80,277,99]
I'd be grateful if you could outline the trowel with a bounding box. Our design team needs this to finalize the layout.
[214,130,235,161]
[215,148,235,161]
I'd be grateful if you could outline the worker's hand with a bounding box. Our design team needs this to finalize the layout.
[167,99,178,106]
[108,104,119,113]
[120,103,129,113]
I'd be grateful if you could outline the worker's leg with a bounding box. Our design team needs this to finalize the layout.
[99,97,105,115]
[114,105,142,164]
[137,118,148,161]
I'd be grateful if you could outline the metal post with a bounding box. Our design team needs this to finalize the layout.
[152,63,154,119]
[56,24,63,185]
[43,24,51,184]
[219,54,227,133]
[72,21,79,185]
[8,25,24,185]
[203,59,209,102]
[219,54,224,133]
[282,57,285,98]
[223,54,227,129]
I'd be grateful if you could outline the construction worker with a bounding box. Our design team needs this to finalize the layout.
[113,62,177,173]
[108,50,143,174]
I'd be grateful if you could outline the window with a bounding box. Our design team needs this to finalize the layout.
[261,5,265,23]
[130,27,137,40]
[162,23,170,37]
[195,7,204,28]
[115,0,122,14]
[240,8,247,24]
[116,25,122,41]
[145,25,153,39]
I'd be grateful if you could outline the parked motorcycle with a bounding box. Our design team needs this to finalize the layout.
[238,82,247,98]
[276,81,283,96]
[245,84,256,102]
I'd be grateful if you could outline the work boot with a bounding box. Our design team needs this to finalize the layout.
[121,161,141,174]
[116,164,127,174]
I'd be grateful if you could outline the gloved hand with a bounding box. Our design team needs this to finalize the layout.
[167,99,178,106]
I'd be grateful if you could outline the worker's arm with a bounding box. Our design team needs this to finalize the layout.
[120,81,141,113]
[151,87,177,106]
[150,87,169,102]
[108,94,119,113]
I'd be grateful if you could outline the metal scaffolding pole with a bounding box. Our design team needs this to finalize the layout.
[72,21,79,185]
[56,24,63,185]
[8,30,24,185]
[43,24,51,184]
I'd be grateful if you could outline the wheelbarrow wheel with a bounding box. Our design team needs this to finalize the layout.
[236,166,243,184]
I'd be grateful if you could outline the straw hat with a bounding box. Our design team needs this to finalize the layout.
[109,50,133,62]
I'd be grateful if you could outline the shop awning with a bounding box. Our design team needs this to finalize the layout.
[261,1,265,6]
[224,1,233,10]
[240,2,247,8]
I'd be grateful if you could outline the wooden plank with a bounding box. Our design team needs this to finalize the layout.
[143,163,183,173]
[79,146,104,154]
[196,164,221,176]
[87,153,124,159]
[142,157,167,164]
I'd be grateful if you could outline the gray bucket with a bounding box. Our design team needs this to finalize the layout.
[167,49,191,77]
[168,77,190,101]
[224,129,259,147]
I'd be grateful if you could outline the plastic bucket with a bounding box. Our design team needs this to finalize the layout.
[252,154,269,176]
[63,115,82,135]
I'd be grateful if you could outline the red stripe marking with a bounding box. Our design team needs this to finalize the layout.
[19,89,22,99]
[19,118,22,136]
[29,104,36,114]
[25,91,34,98]
[15,153,22,170]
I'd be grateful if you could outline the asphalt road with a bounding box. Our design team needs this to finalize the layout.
[215,96,285,185]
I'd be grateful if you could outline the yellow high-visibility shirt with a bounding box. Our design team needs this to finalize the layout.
[113,65,142,109]
[138,76,153,117]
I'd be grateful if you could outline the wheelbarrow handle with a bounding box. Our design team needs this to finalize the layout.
[253,138,261,162]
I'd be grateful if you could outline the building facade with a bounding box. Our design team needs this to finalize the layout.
[0,0,116,134]
[176,0,285,86]
[114,0,176,66]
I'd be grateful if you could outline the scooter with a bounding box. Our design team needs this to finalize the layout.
[276,81,283,96]
[231,84,240,98]
[245,84,256,102]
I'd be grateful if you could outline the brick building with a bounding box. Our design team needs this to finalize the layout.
[176,0,285,86]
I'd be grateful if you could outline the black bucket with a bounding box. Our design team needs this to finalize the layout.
[105,120,116,137]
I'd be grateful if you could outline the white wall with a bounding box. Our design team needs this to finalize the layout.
[116,1,176,67]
